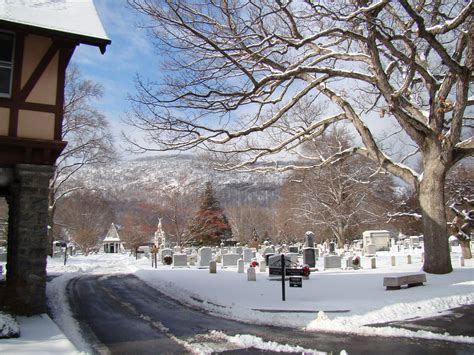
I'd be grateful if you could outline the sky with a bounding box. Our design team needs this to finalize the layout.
[70,1,419,164]
[71,0,158,155]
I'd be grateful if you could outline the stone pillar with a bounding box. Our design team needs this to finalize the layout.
[6,164,54,315]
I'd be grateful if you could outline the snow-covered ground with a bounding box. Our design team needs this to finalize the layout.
[1,247,473,354]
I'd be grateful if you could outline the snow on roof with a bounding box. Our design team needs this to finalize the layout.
[0,0,110,52]
[103,223,121,242]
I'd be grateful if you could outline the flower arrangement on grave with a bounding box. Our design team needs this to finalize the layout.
[250,260,259,268]
[163,255,172,265]
[352,256,360,267]
[302,264,311,277]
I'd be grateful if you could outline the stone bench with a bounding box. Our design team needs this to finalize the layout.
[383,273,426,290]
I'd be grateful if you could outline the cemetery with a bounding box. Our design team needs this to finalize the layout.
[37,234,473,345]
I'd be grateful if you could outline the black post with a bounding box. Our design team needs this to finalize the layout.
[63,247,67,266]
[281,254,285,301]
[154,252,157,269]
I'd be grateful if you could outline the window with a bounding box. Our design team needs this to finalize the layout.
[0,32,14,97]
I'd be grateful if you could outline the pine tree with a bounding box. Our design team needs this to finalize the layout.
[188,182,232,246]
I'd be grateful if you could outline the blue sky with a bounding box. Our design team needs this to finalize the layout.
[71,0,157,152]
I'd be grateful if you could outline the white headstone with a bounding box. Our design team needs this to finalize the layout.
[198,247,212,268]
[460,255,465,267]
[172,253,188,267]
[247,267,256,281]
[222,253,240,267]
[237,259,244,273]
[370,257,376,269]
[323,255,342,269]
[243,248,253,262]
[365,244,376,256]
[391,255,396,267]
[259,259,266,272]
[407,254,412,264]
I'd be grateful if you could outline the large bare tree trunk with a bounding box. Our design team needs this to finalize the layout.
[419,150,452,274]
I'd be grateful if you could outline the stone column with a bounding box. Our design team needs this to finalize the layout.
[6,164,54,315]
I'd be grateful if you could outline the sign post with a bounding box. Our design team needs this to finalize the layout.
[281,254,285,301]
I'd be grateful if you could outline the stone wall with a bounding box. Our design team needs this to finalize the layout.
[5,164,54,315]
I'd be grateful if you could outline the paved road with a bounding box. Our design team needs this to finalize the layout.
[66,274,474,355]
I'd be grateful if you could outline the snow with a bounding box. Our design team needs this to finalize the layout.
[0,0,109,42]
[0,248,473,353]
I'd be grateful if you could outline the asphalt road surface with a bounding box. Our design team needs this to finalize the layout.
[66,274,474,355]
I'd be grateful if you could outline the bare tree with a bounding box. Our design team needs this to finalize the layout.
[285,127,395,247]
[49,65,115,251]
[446,164,473,258]
[56,191,114,255]
[227,205,277,244]
[127,1,473,274]
[121,211,155,255]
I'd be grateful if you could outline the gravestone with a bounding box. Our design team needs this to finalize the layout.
[268,254,293,269]
[345,256,353,269]
[259,259,266,272]
[243,248,253,263]
[161,248,173,264]
[197,247,212,268]
[329,242,336,254]
[289,245,299,253]
[235,246,243,256]
[188,255,196,266]
[370,257,376,269]
[305,231,315,248]
[172,253,188,267]
[264,253,275,266]
[407,255,412,264]
[323,255,342,269]
[222,253,240,267]
[285,252,299,266]
[173,246,182,253]
[237,259,244,273]
[247,267,256,281]
[460,255,465,267]
[209,260,217,273]
[391,255,396,266]
[303,248,316,268]
[365,244,376,256]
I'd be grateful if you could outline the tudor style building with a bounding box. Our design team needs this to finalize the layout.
[0,1,110,314]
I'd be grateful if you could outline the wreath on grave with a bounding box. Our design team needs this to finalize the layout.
[250,260,259,268]
[302,264,311,277]
[352,256,360,267]
[163,255,172,265]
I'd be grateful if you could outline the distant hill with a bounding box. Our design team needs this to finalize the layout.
[68,155,289,207]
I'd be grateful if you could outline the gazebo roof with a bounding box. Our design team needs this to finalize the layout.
[0,0,110,53]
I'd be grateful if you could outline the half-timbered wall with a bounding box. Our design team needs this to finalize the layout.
[0,31,75,165]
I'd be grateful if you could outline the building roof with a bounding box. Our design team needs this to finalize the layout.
[103,223,121,243]
[0,0,110,53]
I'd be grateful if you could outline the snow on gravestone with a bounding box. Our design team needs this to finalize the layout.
[197,247,212,268]
[305,231,315,248]
[160,248,173,264]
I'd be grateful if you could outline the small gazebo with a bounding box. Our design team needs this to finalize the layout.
[102,223,124,254]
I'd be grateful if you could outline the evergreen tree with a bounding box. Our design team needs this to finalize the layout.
[188,182,232,246]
